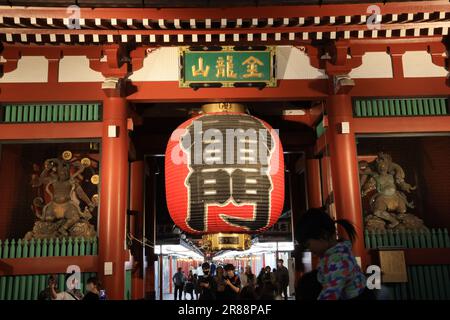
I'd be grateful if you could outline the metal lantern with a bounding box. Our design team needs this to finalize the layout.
[165,103,284,251]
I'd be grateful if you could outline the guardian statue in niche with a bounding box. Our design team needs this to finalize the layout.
[359,152,428,232]
[24,151,98,240]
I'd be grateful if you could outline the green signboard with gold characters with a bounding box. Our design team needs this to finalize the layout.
[179,46,276,88]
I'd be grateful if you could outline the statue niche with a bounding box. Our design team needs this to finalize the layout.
[24,151,98,240]
[359,152,428,232]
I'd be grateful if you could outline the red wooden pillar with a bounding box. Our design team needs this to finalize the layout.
[326,94,365,266]
[305,157,322,208]
[159,255,164,300]
[169,256,173,294]
[320,156,332,207]
[98,94,129,300]
[130,160,145,300]
[145,158,157,300]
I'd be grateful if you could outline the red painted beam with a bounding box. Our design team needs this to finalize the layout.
[349,36,446,48]
[282,103,323,127]
[282,115,313,127]
[0,122,103,140]
[0,78,447,103]
[0,2,448,19]
[351,78,449,97]
[127,79,328,102]
[404,248,450,265]
[353,116,450,134]
[1,44,103,58]
[0,82,103,102]
[1,38,444,67]
[0,256,98,276]
[368,248,450,266]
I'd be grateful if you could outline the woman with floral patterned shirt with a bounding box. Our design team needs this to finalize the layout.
[296,208,374,300]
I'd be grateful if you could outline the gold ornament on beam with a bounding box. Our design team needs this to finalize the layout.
[81,158,91,167]
[62,150,73,161]
[90,174,99,185]
[201,103,246,114]
[202,233,251,251]
[91,194,99,205]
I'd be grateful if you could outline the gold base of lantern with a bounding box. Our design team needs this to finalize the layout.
[202,233,252,251]
[201,103,246,114]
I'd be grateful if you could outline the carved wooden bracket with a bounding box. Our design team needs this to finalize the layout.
[325,40,363,76]
[0,46,21,76]
[428,42,447,69]
[323,41,360,94]
[89,44,128,79]
[294,45,324,70]
[296,42,363,76]
[388,46,406,79]
[129,46,158,74]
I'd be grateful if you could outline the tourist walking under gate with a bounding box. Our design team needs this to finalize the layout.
[222,264,241,300]
[198,262,216,300]
[172,267,186,300]
[275,259,290,300]
[240,266,256,289]
[184,270,195,300]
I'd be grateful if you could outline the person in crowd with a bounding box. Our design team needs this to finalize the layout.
[214,266,226,300]
[82,277,100,301]
[256,267,266,289]
[296,270,322,300]
[275,259,290,300]
[172,267,186,300]
[240,265,256,289]
[239,285,257,300]
[222,264,241,300]
[193,274,200,300]
[271,267,277,284]
[195,263,204,277]
[258,282,277,300]
[210,262,217,277]
[296,208,375,300]
[261,266,274,286]
[198,262,216,300]
[50,272,84,300]
[38,275,58,300]
[184,270,195,300]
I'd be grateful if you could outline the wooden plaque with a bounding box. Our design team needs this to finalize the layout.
[379,250,408,283]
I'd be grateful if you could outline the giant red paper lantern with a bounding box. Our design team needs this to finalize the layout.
[165,104,284,249]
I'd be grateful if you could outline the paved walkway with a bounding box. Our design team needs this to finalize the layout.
[162,292,197,300]
[161,292,294,300]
